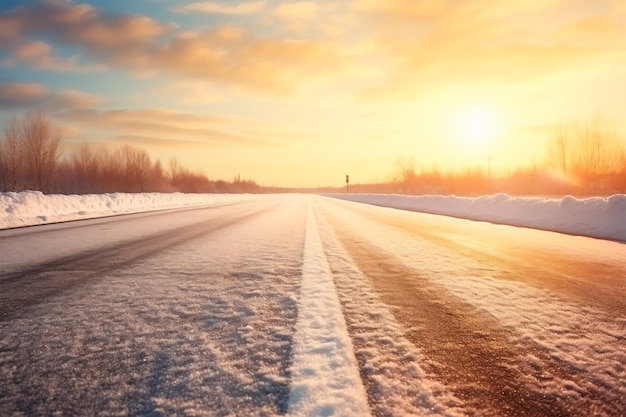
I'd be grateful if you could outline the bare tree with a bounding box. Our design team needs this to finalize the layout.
[3,114,237,194]
[168,157,184,188]
[545,124,569,174]
[545,116,623,193]
[146,159,168,192]
[22,112,62,193]
[570,115,621,190]
[72,144,102,193]
[116,145,153,192]
[1,118,24,192]
[395,156,418,194]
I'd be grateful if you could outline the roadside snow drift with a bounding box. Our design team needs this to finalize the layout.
[2,191,625,242]
[0,191,269,229]
[329,193,626,242]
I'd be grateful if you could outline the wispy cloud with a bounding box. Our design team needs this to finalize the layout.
[350,0,626,99]
[54,108,286,147]
[0,82,48,109]
[152,81,226,105]
[0,1,176,49]
[273,2,319,20]
[0,82,104,110]
[156,28,344,93]
[56,89,106,108]
[172,1,266,15]
[3,41,105,72]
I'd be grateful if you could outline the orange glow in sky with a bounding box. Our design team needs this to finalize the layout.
[1,0,625,187]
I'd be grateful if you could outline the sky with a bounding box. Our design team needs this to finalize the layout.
[1,0,625,187]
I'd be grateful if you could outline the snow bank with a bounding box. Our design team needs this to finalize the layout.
[0,191,268,229]
[329,193,626,242]
[3,191,626,242]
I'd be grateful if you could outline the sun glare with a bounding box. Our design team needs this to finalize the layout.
[456,107,498,148]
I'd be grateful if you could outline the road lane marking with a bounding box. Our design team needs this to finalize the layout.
[287,201,371,417]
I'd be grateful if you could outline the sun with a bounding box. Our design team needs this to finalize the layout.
[455,107,498,147]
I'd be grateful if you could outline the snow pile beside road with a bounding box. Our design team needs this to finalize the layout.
[3,191,626,241]
[330,193,626,242]
[0,191,268,229]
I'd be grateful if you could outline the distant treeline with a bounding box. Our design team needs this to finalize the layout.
[316,116,626,196]
[0,112,261,194]
[2,112,625,196]
[386,116,626,195]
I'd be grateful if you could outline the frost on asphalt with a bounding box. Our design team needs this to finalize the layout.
[1,193,625,416]
[0,198,305,416]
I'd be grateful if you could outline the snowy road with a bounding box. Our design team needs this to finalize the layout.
[1,195,625,416]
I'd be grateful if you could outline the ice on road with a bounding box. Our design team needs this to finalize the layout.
[1,194,625,416]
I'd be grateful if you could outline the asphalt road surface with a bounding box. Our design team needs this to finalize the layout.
[1,194,624,416]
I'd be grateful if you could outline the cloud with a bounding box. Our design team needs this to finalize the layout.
[0,82,48,109]
[274,2,319,20]
[0,82,104,110]
[110,134,212,148]
[0,0,176,59]
[172,1,266,15]
[54,108,285,147]
[56,89,105,108]
[3,41,105,72]
[155,28,344,93]
[5,0,621,102]
[351,0,626,99]
[553,16,623,47]
[152,81,226,105]
[0,1,345,94]
[351,0,451,23]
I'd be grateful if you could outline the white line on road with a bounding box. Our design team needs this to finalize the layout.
[287,201,372,417]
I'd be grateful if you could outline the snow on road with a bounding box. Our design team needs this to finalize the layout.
[312,202,465,416]
[1,197,305,416]
[316,197,626,416]
[1,193,625,416]
[287,204,371,416]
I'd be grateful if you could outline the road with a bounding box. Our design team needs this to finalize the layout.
[1,194,624,416]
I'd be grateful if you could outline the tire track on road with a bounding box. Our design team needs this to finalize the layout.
[318,197,625,417]
[336,234,578,417]
[0,201,284,321]
[1,196,305,416]
[341,200,626,316]
[315,199,603,417]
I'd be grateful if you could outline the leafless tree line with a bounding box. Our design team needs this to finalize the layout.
[0,112,62,193]
[385,116,626,196]
[544,115,626,193]
[389,157,496,195]
[0,112,261,194]
[3,112,625,196]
